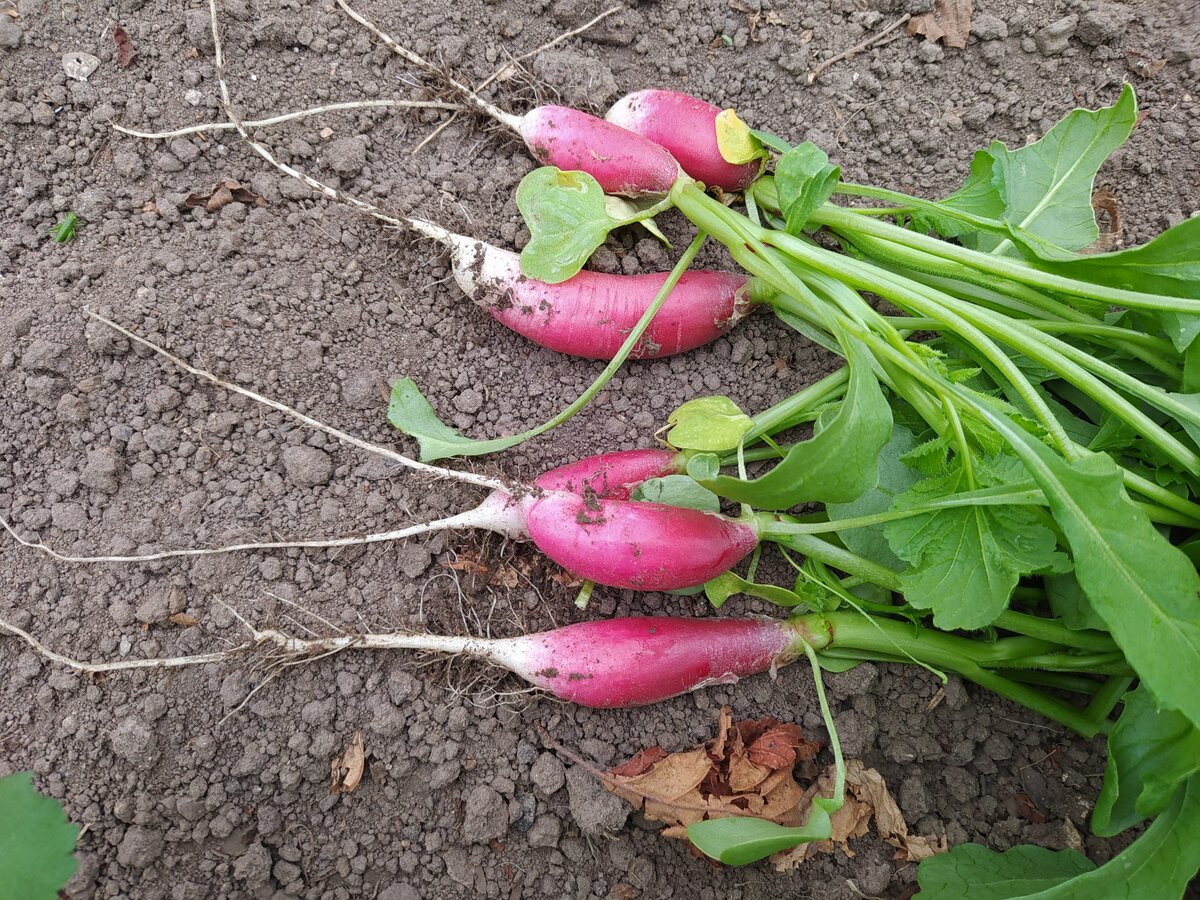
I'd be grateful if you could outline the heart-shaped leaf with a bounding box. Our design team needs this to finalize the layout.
[666,396,754,451]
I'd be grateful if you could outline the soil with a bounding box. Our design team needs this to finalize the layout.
[1,0,1198,898]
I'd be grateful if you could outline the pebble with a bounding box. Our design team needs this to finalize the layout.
[20,339,67,372]
[0,16,22,48]
[110,716,158,767]
[566,765,628,835]
[453,388,484,414]
[462,785,508,843]
[233,843,272,884]
[971,13,1008,41]
[282,445,333,487]
[81,448,123,493]
[1035,15,1077,55]
[325,135,368,177]
[527,814,562,848]
[116,826,164,868]
[530,752,566,795]
[1077,3,1132,46]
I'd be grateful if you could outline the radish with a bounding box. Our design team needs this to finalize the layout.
[607,89,760,192]
[495,615,809,707]
[428,227,753,359]
[533,448,684,497]
[514,105,682,197]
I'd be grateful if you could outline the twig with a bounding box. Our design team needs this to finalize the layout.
[85,309,509,492]
[806,14,910,84]
[112,98,461,140]
[334,0,522,130]
[408,6,618,154]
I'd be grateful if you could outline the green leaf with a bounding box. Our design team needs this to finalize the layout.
[1043,572,1107,632]
[749,128,792,153]
[920,84,1137,254]
[885,460,1067,630]
[715,109,767,166]
[691,338,892,509]
[666,396,754,452]
[775,143,840,235]
[387,378,517,461]
[827,425,921,571]
[916,776,1200,899]
[980,410,1200,730]
[915,844,1096,899]
[702,570,824,610]
[688,799,835,866]
[1093,686,1200,837]
[0,771,79,900]
[631,475,720,513]
[516,167,615,284]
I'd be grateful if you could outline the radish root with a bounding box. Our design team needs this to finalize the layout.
[112,98,461,141]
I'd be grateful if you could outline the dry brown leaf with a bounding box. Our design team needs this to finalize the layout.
[728,0,785,42]
[113,24,136,68]
[772,761,947,870]
[168,612,198,627]
[605,707,819,845]
[1125,50,1167,79]
[330,731,365,795]
[4,7,19,18]
[907,0,973,49]
[184,179,268,213]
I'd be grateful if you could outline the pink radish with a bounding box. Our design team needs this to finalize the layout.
[498,615,808,707]
[607,90,760,192]
[534,448,684,497]
[409,219,754,360]
[512,105,682,197]
[523,491,758,591]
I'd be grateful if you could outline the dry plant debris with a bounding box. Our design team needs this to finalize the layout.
[330,731,366,794]
[907,0,973,49]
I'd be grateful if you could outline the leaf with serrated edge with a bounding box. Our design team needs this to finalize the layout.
[0,772,79,900]
[885,459,1067,630]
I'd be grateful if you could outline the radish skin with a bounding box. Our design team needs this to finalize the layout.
[518,105,682,197]
[606,90,760,192]
[439,234,753,359]
[501,616,808,707]
[524,492,759,591]
[534,449,684,499]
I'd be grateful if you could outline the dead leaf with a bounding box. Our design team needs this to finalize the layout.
[1013,791,1047,824]
[185,46,201,60]
[330,731,365,794]
[907,0,972,50]
[168,612,198,627]
[1084,188,1121,253]
[728,0,785,42]
[1125,50,1167,79]
[772,761,947,869]
[605,707,818,842]
[184,178,268,212]
[113,24,137,68]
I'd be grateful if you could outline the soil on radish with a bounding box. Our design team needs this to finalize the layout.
[1,0,1196,897]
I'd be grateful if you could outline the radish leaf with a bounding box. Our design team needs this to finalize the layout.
[978,407,1200,730]
[516,167,615,284]
[1093,686,1200,837]
[0,772,79,900]
[631,475,720,513]
[666,396,753,451]
[688,813,832,866]
[916,777,1200,899]
[918,84,1137,255]
[884,458,1067,630]
[690,338,891,509]
[774,143,840,235]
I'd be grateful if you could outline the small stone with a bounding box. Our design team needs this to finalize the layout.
[184,89,204,107]
[63,51,100,82]
[532,48,618,108]
[184,8,215,50]
[325,135,367,176]
[527,814,562,848]
[453,389,484,414]
[85,320,129,355]
[0,17,22,49]
[114,150,145,180]
[81,448,123,493]
[1035,15,1077,56]
[111,716,159,768]
[116,826,164,869]
[145,385,182,413]
[916,42,943,63]
[75,187,109,221]
[462,785,508,843]
[1077,3,1133,46]
[282,445,333,487]
[566,765,628,835]
[971,13,1008,41]
[20,339,67,372]
[340,372,381,410]
[429,760,462,789]
[50,502,87,530]
[530,752,566,795]
[233,843,272,884]
[56,394,89,424]
[396,543,430,579]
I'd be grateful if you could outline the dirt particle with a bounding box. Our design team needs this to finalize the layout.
[282,445,333,487]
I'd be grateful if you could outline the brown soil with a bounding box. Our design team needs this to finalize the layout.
[2,0,1198,898]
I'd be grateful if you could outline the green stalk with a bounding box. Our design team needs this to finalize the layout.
[810,204,1200,314]
[745,368,849,440]
[994,610,1117,653]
